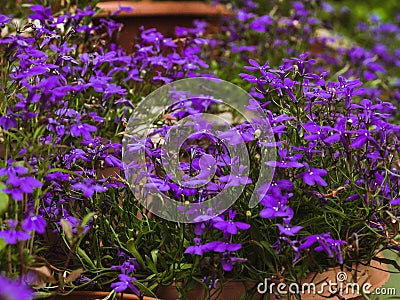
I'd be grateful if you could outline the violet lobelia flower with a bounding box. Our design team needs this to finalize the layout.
[70,123,97,141]
[219,165,252,188]
[111,274,140,295]
[350,128,379,149]
[265,147,304,169]
[260,196,294,220]
[3,174,43,201]
[71,179,107,197]
[0,14,11,26]
[0,275,32,300]
[390,198,400,205]
[184,238,213,256]
[220,252,247,272]
[300,233,346,265]
[0,114,17,130]
[0,164,28,177]
[299,162,328,187]
[206,240,242,253]
[212,210,250,235]
[217,127,253,145]
[276,221,303,237]
[250,15,274,33]
[22,215,47,234]
[0,220,31,244]
[111,258,139,275]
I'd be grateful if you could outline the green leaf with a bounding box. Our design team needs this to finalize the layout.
[126,238,145,267]
[134,281,158,298]
[151,249,158,266]
[0,182,9,215]
[44,168,78,178]
[0,238,6,251]
[76,247,96,269]
[81,212,95,228]
[32,292,54,299]
[145,255,157,274]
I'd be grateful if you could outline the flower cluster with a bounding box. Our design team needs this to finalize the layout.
[241,53,400,268]
[185,210,249,272]
[0,2,210,296]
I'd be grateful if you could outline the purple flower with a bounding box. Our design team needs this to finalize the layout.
[219,165,252,188]
[0,164,28,177]
[0,229,31,244]
[0,220,31,244]
[218,128,248,145]
[111,258,139,275]
[202,276,219,290]
[22,215,47,234]
[276,222,303,237]
[390,198,400,205]
[70,123,97,141]
[111,274,140,295]
[4,175,43,201]
[44,171,70,182]
[213,210,250,235]
[271,237,302,262]
[187,154,216,181]
[185,238,213,256]
[300,234,346,264]
[350,129,379,149]
[0,15,11,26]
[244,59,270,72]
[0,275,32,300]
[266,148,303,168]
[111,6,134,16]
[104,155,123,170]
[194,222,206,235]
[259,185,295,221]
[207,241,242,253]
[71,179,107,197]
[145,177,170,192]
[221,252,246,271]
[300,163,328,187]
[323,117,348,145]
[250,15,274,33]
[303,122,331,141]
[169,183,197,198]
[0,115,17,130]
[29,4,52,23]
[260,198,293,220]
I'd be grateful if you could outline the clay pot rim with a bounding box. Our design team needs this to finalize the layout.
[96,1,231,18]
[298,257,390,300]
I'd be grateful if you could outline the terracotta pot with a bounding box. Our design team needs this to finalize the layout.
[156,280,262,300]
[297,258,390,300]
[211,281,262,300]
[95,1,230,53]
[156,283,205,300]
[48,291,159,300]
